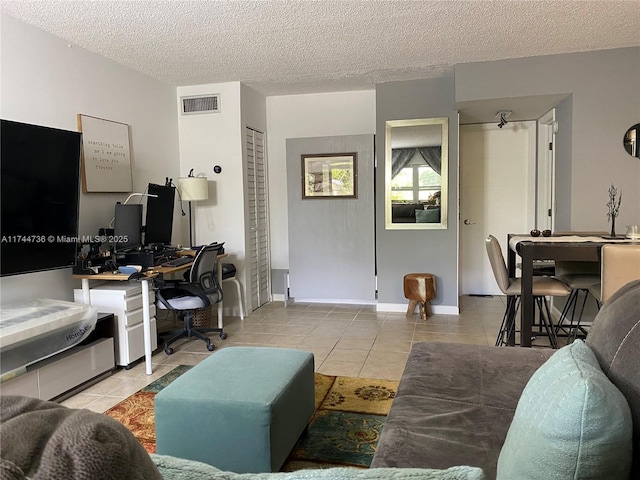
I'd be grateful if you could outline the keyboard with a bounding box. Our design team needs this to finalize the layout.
[160,256,193,268]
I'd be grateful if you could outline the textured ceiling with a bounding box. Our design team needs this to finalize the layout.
[1,0,639,97]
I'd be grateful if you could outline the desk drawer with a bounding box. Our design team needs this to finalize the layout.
[74,289,155,314]
[123,291,155,312]
[124,318,157,365]
[124,305,156,327]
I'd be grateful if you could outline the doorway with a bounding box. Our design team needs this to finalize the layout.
[459,122,536,295]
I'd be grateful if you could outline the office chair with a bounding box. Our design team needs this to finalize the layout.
[156,243,226,354]
[485,235,571,348]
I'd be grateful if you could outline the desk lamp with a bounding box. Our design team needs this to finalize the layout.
[178,170,209,247]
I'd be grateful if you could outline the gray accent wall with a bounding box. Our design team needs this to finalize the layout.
[455,48,640,231]
[554,95,573,231]
[286,135,376,302]
[376,78,459,308]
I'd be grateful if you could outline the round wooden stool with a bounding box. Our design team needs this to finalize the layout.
[404,273,436,320]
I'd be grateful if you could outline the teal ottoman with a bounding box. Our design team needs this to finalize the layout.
[154,347,315,473]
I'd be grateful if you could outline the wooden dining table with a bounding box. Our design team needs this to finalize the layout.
[506,233,638,347]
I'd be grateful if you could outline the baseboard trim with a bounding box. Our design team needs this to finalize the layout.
[270,296,458,314]
[376,302,459,315]
[289,297,377,305]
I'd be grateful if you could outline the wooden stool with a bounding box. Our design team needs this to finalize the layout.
[404,273,436,320]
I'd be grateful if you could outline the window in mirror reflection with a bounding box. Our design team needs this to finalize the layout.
[385,118,448,229]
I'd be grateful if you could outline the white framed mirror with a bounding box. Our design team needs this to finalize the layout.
[385,117,448,230]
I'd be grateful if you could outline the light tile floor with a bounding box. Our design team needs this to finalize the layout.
[60,295,514,413]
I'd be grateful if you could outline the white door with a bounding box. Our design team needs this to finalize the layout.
[459,122,536,295]
[246,127,270,310]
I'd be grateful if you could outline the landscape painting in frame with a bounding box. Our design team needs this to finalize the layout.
[301,153,357,199]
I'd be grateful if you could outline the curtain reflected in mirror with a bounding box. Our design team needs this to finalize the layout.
[385,118,448,229]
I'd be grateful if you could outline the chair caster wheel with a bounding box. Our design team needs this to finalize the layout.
[165,347,174,355]
[207,343,215,351]
[220,333,227,340]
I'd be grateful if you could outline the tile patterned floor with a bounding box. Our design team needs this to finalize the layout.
[60,295,513,413]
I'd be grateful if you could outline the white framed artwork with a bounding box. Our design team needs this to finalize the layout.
[77,114,133,193]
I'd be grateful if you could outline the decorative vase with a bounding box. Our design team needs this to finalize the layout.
[610,216,616,238]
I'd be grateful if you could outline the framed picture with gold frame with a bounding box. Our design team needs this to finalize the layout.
[301,152,357,199]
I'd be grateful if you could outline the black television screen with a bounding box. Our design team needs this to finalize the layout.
[1,119,82,276]
[145,183,175,246]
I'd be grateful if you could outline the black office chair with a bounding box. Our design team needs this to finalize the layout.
[156,243,226,354]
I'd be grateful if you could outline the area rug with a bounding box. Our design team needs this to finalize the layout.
[104,365,399,470]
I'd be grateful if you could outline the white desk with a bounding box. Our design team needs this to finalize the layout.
[74,271,157,374]
[73,252,227,374]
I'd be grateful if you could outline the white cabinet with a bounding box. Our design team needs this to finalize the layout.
[1,338,114,400]
[74,282,157,368]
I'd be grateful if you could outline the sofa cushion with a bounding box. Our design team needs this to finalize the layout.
[371,395,512,476]
[372,342,552,478]
[151,454,487,480]
[496,340,632,480]
[394,342,552,410]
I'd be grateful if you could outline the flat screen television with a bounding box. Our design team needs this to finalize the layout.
[1,119,82,276]
[144,183,175,246]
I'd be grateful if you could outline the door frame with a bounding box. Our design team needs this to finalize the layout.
[536,109,556,231]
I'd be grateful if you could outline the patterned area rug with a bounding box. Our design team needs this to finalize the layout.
[104,365,399,470]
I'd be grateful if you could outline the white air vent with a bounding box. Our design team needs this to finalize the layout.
[181,94,220,115]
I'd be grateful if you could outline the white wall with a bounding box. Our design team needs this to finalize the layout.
[265,90,376,270]
[176,83,243,254]
[0,13,180,305]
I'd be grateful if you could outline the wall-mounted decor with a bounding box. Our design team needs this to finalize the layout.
[385,117,448,230]
[301,152,357,199]
[623,123,639,158]
[77,114,133,193]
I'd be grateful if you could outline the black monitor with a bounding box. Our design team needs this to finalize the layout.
[114,203,142,251]
[144,183,175,246]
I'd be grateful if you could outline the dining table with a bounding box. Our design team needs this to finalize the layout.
[507,233,638,347]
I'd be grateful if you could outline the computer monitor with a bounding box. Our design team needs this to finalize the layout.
[144,183,175,246]
[114,203,143,251]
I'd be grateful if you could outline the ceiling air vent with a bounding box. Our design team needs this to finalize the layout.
[181,94,220,115]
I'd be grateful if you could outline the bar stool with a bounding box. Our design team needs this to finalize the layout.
[554,261,601,342]
[486,235,570,348]
[221,263,245,320]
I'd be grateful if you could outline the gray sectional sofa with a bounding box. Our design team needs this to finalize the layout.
[372,279,640,479]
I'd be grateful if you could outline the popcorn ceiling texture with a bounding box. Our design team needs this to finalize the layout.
[1,0,639,95]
